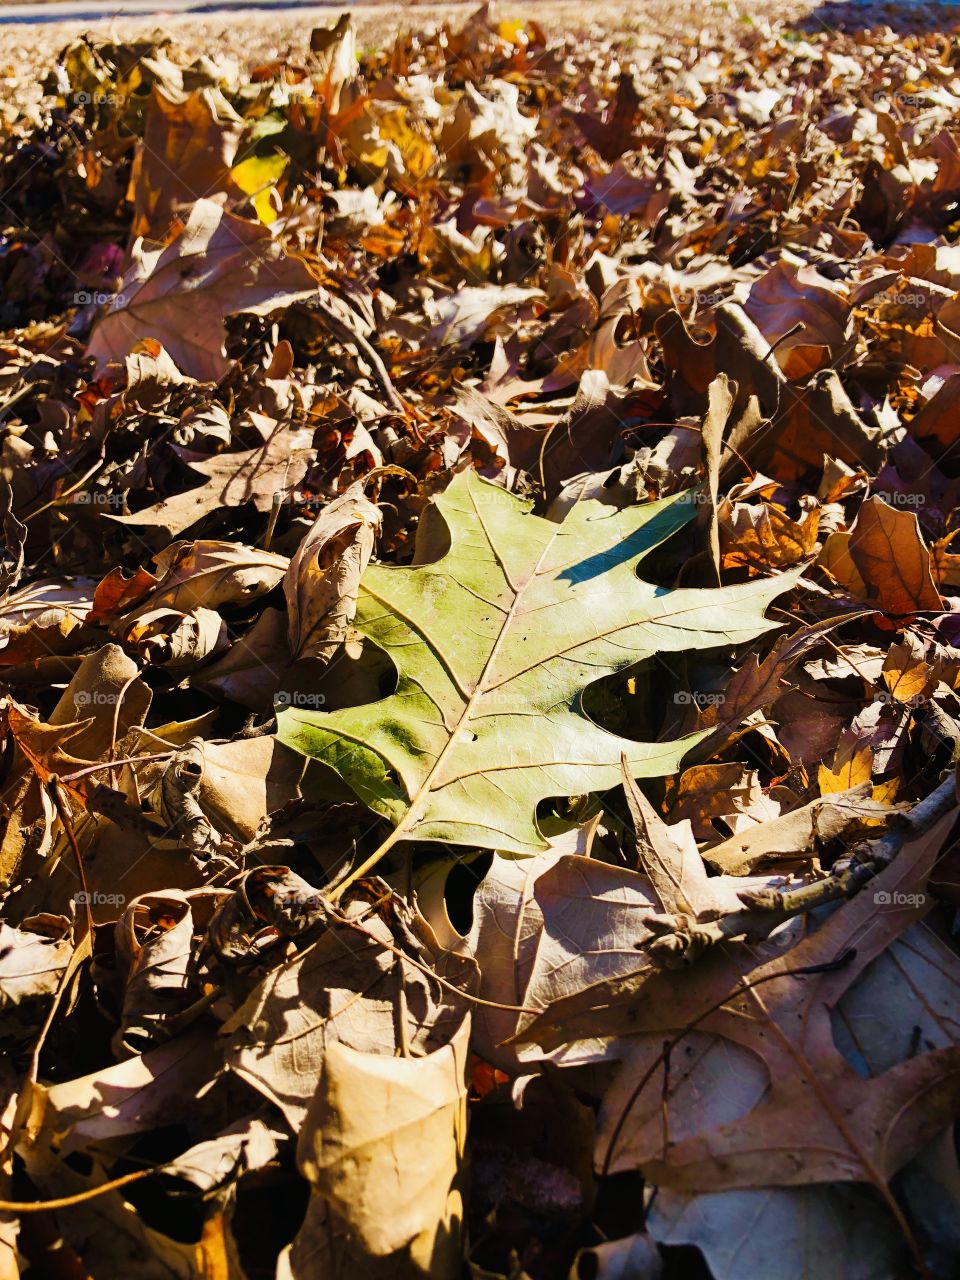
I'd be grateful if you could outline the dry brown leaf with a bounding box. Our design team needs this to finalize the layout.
[109,428,317,541]
[105,540,287,618]
[702,786,898,875]
[297,1016,469,1276]
[284,476,383,664]
[846,496,944,615]
[88,198,318,380]
[597,814,960,1193]
[223,904,470,1128]
[428,285,544,348]
[882,636,940,705]
[719,497,820,573]
[513,849,784,1050]
[818,740,874,794]
[0,579,93,666]
[0,918,72,1008]
[742,258,853,380]
[131,87,244,240]
[670,764,780,841]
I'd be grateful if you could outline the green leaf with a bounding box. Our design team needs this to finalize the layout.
[276,471,793,856]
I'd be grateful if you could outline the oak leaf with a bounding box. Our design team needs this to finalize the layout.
[277,470,794,855]
[593,814,960,1193]
[87,199,318,381]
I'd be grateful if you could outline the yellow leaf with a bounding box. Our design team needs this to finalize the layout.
[498,18,532,45]
[872,778,900,804]
[378,106,436,180]
[231,152,288,224]
[253,188,281,225]
[882,640,939,706]
[819,743,873,794]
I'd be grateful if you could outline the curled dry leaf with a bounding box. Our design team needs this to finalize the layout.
[297,1015,470,1276]
[114,889,204,1054]
[0,918,72,1008]
[283,474,383,664]
[570,1233,662,1280]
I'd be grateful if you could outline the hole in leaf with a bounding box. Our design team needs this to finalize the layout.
[445,851,492,935]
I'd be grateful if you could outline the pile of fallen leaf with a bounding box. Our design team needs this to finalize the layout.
[1,4,960,1277]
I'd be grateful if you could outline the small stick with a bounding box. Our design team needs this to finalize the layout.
[0,1167,157,1213]
[308,293,407,414]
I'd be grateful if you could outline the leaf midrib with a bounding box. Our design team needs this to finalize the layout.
[387,481,568,838]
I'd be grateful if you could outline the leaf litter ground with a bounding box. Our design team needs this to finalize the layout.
[0,3,959,1279]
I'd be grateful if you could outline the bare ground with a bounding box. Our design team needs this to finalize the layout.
[0,0,915,115]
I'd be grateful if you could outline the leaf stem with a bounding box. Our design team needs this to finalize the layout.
[0,1167,157,1212]
[324,821,407,903]
[328,902,542,1014]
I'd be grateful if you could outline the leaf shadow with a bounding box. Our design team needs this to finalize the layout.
[556,498,697,587]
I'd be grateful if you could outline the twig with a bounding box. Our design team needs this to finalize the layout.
[58,753,174,785]
[307,293,407,414]
[0,1167,158,1212]
[262,490,283,551]
[327,903,542,1015]
[644,773,959,963]
[323,821,407,905]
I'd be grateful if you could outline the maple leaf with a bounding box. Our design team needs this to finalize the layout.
[277,470,795,861]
